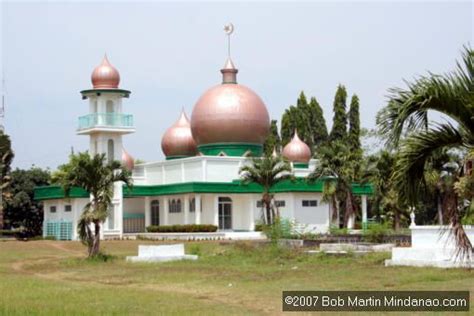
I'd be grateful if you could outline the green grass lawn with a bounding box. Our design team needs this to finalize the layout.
[0,240,472,315]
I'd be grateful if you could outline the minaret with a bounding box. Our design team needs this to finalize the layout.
[78,55,135,162]
[78,55,135,237]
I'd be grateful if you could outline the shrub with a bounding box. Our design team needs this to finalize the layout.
[363,222,391,243]
[263,218,293,243]
[254,223,266,232]
[146,224,218,233]
[329,225,349,235]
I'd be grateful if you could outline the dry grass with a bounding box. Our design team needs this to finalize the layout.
[0,240,473,315]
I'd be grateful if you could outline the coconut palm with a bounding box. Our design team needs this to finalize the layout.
[376,46,474,259]
[239,154,292,225]
[56,152,132,257]
[308,141,359,228]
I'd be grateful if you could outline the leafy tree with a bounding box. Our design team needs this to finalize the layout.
[55,152,132,257]
[363,151,407,230]
[263,120,281,156]
[308,97,328,146]
[3,167,50,236]
[280,92,328,151]
[376,46,474,259]
[0,132,14,230]
[308,141,359,228]
[239,154,292,225]
[329,85,348,142]
[348,94,361,153]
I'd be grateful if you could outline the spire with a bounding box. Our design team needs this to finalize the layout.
[221,23,238,84]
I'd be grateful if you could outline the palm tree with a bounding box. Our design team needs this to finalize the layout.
[376,46,474,259]
[239,154,292,225]
[308,141,359,228]
[55,152,132,257]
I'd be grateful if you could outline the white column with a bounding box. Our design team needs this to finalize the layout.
[213,195,219,227]
[347,214,355,229]
[195,194,201,224]
[144,196,151,227]
[184,195,189,225]
[162,197,169,225]
[361,195,368,230]
[248,196,255,231]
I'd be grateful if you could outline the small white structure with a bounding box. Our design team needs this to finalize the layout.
[386,226,474,268]
[126,244,198,263]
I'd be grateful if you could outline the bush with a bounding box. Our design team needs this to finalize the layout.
[329,225,349,235]
[254,223,266,232]
[263,218,293,243]
[146,224,218,233]
[363,223,391,243]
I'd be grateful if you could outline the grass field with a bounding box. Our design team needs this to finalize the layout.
[0,240,473,315]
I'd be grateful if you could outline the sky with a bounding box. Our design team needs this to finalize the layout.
[1,1,472,169]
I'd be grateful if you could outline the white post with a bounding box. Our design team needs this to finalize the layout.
[195,194,201,224]
[361,195,368,230]
[347,214,355,230]
[144,196,151,227]
[184,195,189,225]
[163,197,169,225]
[214,196,219,228]
[248,196,255,231]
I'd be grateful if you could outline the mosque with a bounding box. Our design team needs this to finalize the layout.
[34,28,371,240]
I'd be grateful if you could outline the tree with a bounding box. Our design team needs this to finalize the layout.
[308,97,328,146]
[329,85,348,142]
[55,152,132,257]
[376,46,474,259]
[0,132,14,230]
[263,120,281,156]
[280,92,328,151]
[308,141,359,228]
[239,154,292,225]
[348,94,361,153]
[363,151,407,230]
[3,167,50,236]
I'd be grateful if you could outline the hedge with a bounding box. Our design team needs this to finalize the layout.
[146,224,218,233]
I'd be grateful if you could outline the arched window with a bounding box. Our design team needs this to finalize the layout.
[107,139,114,163]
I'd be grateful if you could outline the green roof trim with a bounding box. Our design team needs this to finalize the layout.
[34,179,373,201]
[197,143,263,157]
[34,186,89,201]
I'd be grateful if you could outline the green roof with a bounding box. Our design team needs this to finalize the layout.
[34,179,372,201]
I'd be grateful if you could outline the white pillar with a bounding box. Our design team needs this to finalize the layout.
[162,197,169,225]
[347,214,355,229]
[144,196,151,227]
[195,194,201,224]
[248,196,255,231]
[184,195,189,225]
[213,196,219,227]
[361,195,368,230]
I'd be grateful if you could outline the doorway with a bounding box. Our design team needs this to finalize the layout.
[218,197,232,230]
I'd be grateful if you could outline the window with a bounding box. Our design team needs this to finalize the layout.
[189,198,196,213]
[50,206,57,213]
[256,200,285,208]
[218,197,232,230]
[64,205,72,212]
[107,139,114,164]
[169,199,182,213]
[151,200,160,225]
[302,200,318,207]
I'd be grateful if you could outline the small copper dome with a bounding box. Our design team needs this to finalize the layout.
[122,148,135,171]
[161,110,197,158]
[91,55,120,89]
[282,130,311,163]
[191,58,270,146]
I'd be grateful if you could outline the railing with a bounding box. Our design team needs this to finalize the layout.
[78,113,134,130]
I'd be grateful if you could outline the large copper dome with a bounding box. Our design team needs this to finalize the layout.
[161,110,197,158]
[190,58,270,146]
[282,130,311,163]
[91,55,120,89]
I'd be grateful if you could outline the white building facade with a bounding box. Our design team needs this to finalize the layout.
[35,46,370,241]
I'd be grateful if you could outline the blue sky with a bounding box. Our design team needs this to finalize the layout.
[1,1,472,169]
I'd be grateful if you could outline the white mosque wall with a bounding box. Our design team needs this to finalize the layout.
[42,198,89,240]
[133,156,317,186]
